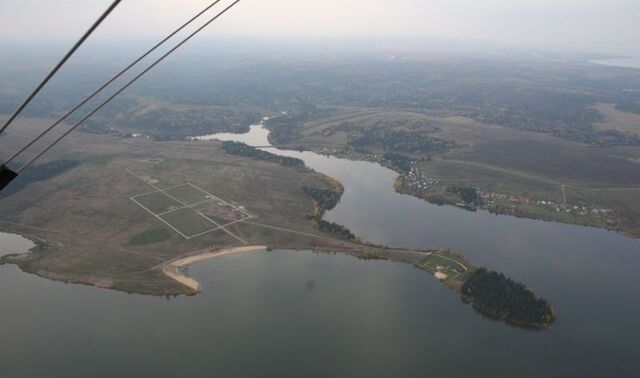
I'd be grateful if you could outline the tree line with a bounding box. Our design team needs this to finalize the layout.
[302,185,341,213]
[222,141,304,168]
[306,215,356,241]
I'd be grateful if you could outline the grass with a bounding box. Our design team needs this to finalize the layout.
[128,228,171,246]
[451,139,640,187]
[194,201,247,225]
[159,208,217,238]
[164,184,210,205]
[418,159,563,201]
[593,103,640,135]
[134,191,182,214]
[0,120,339,295]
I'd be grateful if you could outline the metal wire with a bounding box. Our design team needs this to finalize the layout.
[0,0,122,135]
[5,0,224,164]
[19,0,243,173]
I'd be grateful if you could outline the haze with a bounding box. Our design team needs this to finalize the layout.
[0,0,639,55]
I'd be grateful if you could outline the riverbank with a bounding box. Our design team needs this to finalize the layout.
[163,246,267,292]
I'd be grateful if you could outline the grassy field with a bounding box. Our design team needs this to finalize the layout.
[133,191,182,214]
[159,208,217,238]
[593,103,640,135]
[164,183,210,205]
[450,139,640,188]
[0,120,344,295]
[128,228,171,246]
[420,254,467,275]
[415,250,474,290]
[418,159,564,201]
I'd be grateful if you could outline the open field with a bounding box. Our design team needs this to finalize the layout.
[415,250,474,290]
[417,159,564,201]
[0,120,353,295]
[163,183,211,205]
[132,191,183,214]
[129,172,253,241]
[593,103,640,135]
[419,254,467,277]
[158,208,219,239]
[450,139,640,188]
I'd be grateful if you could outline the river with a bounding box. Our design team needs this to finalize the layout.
[1,125,639,377]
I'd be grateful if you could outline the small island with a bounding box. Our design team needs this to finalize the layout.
[413,248,555,329]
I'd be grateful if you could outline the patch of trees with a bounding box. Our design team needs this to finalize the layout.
[461,268,555,328]
[82,101,257,141]
[447,185,483,205]
[306,215,356,241]
[383,152,412,173]
[264,109,330,144]
[302,185,341,213]
[0,160,80,198]
[335,124,453,154]
[222,141,304,168]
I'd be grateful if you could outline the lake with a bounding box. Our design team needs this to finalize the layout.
[1,124,639,377]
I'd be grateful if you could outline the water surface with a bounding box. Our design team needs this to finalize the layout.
[1,124,640,377]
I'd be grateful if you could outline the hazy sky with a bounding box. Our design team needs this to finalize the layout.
[0,0,639,54]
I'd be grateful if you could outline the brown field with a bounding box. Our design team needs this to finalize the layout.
[593,103,640,135]
[450,138,640,187]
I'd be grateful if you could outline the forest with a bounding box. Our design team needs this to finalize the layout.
[461,268,555,328]
[302,185,342,214]
[222,141,304,168]
[446,185,483,206]
[306,215,356,241]
[335,123,454,154]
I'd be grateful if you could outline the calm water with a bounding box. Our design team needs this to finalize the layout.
[1,125,640,377]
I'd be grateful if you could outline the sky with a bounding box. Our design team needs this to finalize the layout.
[0,0,639,55]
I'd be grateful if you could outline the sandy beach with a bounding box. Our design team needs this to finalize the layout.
[163,245,267,292]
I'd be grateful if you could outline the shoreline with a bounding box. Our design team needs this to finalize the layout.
[163,245,267,292]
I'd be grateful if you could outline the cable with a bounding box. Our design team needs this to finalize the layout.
[0,0,122,135]
[18,0,243,173]
[5,0,224,165]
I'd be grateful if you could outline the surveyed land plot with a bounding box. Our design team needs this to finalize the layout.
[131,186,254,239]
[158,207,219,238]
[163,183,211,205]
[132,191,183,214]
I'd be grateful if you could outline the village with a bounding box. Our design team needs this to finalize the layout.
[397,163,617,226]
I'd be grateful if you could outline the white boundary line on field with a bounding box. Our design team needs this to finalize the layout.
[126,160,253,243]
[185,183,254,218]
[130,197,190,239]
